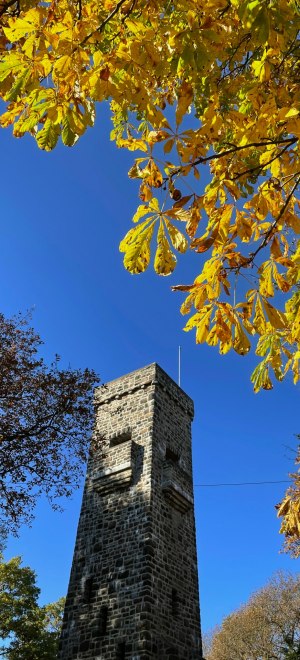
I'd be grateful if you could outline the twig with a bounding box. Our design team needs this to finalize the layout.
[80,0,130,48]
[231,141,294,181]
[167,137,298,181]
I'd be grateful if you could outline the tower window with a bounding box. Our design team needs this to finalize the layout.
[171,588,179,617]
[165,447,180,463]
[83,577,93,603]
[98,605,108,636]
[110,432,131,447]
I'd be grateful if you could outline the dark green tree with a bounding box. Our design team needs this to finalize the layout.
[0,554,64,659]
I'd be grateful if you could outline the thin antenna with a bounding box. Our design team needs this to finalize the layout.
[178,345,181,387]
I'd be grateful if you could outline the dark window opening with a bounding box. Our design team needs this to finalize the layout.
[165,447,180,463]
[110,432,131,447]
[83,577,93,603]
[171,588,179,617]
[116,641,126,659]
[98,605,108,636]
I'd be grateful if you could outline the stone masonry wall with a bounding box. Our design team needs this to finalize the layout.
[58,363,202,660]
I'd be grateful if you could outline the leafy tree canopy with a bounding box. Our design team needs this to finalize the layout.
[0,553,64,660]
[0,313,99,539]
[0,0,300,392]
[204,572,300,660]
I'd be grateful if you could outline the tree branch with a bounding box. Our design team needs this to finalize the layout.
[231,140,295,181]
[0,0,17,18]
[168,137,298,180]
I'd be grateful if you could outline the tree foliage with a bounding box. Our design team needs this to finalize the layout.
[1,0,300,548]
[277,437,300,558]
[204,572,300,660]
[0,553,64,659]
[0,313,99,539]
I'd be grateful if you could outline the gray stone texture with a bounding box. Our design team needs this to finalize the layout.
[58,363,202,660]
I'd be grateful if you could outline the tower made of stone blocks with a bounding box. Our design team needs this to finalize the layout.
[58,364,202,660]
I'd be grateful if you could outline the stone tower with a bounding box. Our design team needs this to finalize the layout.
[58,364,202,660]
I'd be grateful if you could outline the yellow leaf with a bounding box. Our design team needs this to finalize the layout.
[253,296,266,334]
[274,270,290,293]
[176,82,193,127]
[53,55,73,79]
[164,138,175,154]
[62,112,79,147]
[259,261,274,298]
[154,220,176,275]
[3,8,42,41]
[277,497,291,519]
[36,119,60,151]
[251,361,273,393]
[119,217,154,252]
[139,182,153,202]
[262,300,287,330]
[285,211,300,234]
[132,204,152,224]
[122,221,155,274]
[233,321,251,355]
[165,219,188,253]
[191,223,219,253]
[195,307,213,344]
[206,325,219,347]
[236,210,253,242]
[186,205,201,238]
[270,236,282,260]
[149,197,160,213]
[145,159,163,188]
[270,157,280,178]
[214,205,233,249]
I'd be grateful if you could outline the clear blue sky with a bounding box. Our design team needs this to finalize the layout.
[1,103,299,634]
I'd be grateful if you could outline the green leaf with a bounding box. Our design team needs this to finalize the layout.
[62,113,78,147]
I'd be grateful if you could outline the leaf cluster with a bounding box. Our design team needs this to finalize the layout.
[277,438,300,558]
[0,0,300,392]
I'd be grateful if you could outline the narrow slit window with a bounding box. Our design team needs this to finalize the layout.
[83,577,93,603]
[171,588,179,617]
[98,605,108,636]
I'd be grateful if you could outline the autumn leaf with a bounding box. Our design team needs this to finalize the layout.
[154,220,176,275]
[176,82,193,127]
[121,219,156,274]
[36,119,60,151]
[165,219,188,253]
[262,300,287,330]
